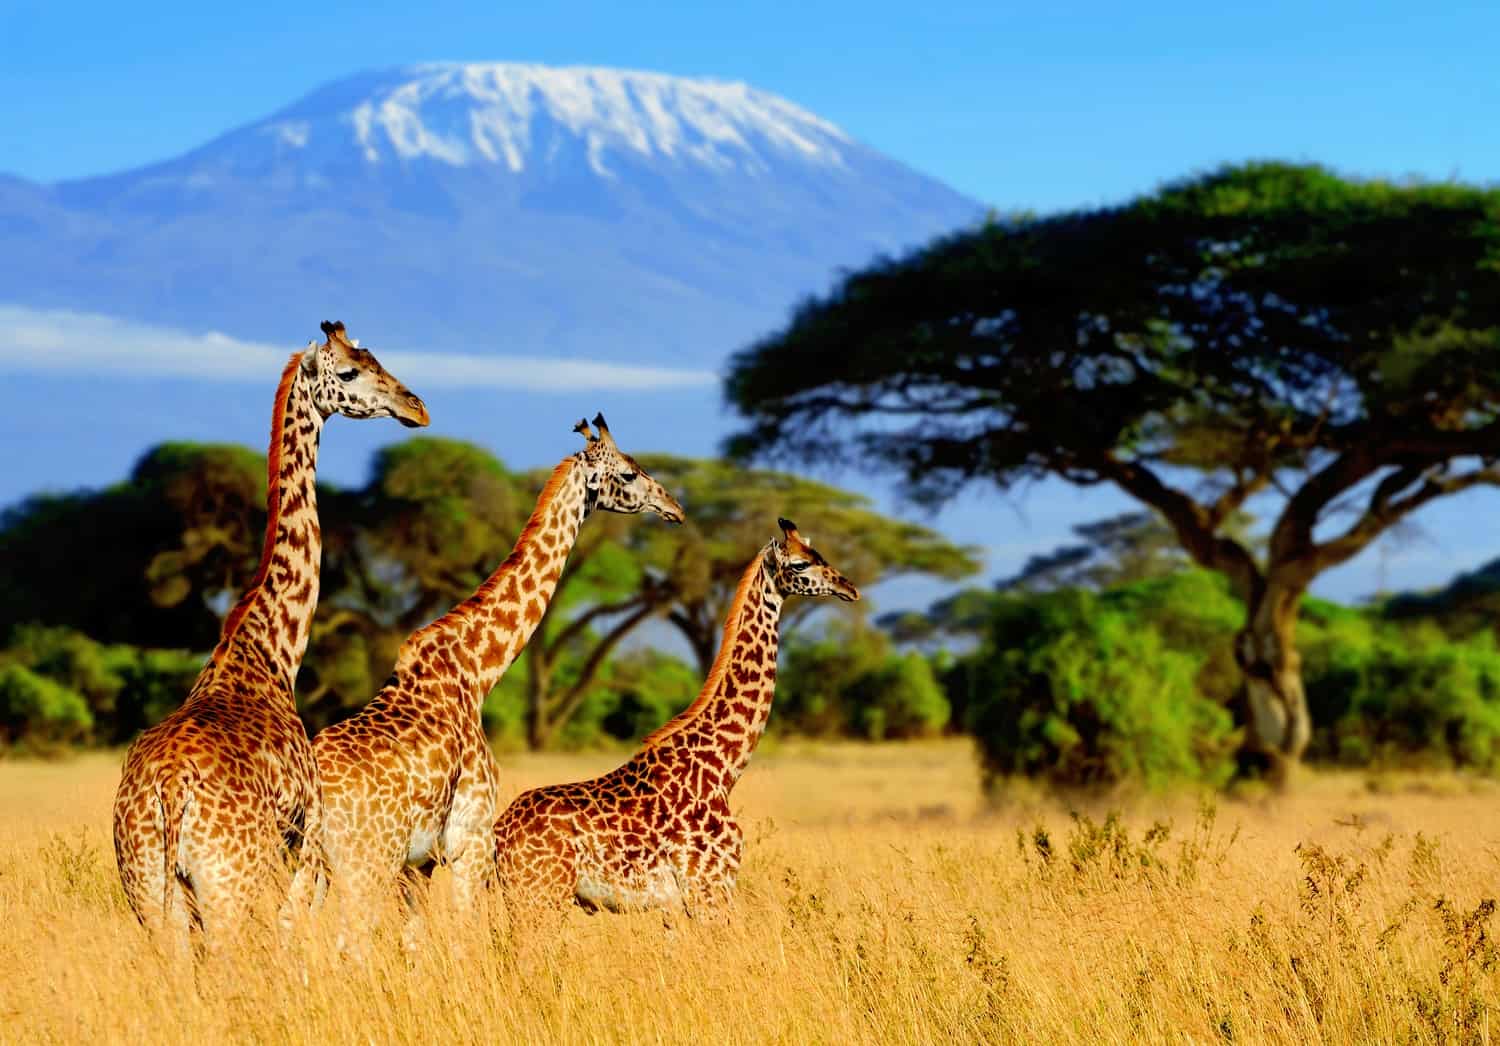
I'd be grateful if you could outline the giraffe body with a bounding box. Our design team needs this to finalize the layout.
[112,323,427,945]
[494,518,858,914]
[300,416,683,927]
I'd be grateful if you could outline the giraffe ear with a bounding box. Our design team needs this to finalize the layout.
[301,341,321,376]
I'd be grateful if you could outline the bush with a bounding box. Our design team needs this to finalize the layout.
[847,652,950,740]
[105,647,204,743]
[563,650,698,747]
[965,590,1237,790]
[0,663,92,746]
[777,622,951,740]
[0,625,203,745]
[1303,622,1500,769]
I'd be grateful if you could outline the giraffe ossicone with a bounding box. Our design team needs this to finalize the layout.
[493,516,859,917]
[112,322,427,949]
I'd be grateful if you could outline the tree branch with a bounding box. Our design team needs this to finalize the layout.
[1305,463,1500,572]
[550,593,654,654]
[1268,448,1381,565]
[1095,454,1264,602]
[539,601,663,740]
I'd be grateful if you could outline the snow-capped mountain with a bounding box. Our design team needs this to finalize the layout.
[255,64,852,177]
[1,63,982,367]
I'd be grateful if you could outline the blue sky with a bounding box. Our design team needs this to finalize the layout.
[4,0,1496,210]
[3,0,1500,604]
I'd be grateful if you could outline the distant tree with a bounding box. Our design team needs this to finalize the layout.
[516,454,980,748]
[0,437,978,747]
[777,618,950,740]
[631,455,980,672]
[0,442,268,649]
[1382,556,1500,638]
[727,162,1500,781]
[877,586,995,648]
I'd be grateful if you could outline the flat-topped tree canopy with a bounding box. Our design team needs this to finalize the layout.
[726,162,1500,781]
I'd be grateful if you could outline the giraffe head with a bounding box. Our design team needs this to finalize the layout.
[768,518,860,602]
[574,413,685,524]
[301,320,430,427]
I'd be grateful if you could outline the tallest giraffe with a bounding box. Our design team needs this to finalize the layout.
[112,321,429,948]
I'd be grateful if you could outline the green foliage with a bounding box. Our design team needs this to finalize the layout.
[0,625,203,745]
[0,664,92,746]
[0,443,271,650]
[566,650,700,747]
[964,588,1238,789]
[920,563,1500,785]
[846,652,950,741]
[727,162,1500,500]
[483,648,699,751]
[777,621,950,740]
[1301,620,1500,769]
[104,647,204,743]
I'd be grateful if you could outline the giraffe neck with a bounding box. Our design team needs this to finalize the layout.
[642,548,784,789]
[214,353,326,694]
[403,456,590,715]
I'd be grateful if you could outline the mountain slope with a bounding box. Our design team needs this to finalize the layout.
[0,63,983,366]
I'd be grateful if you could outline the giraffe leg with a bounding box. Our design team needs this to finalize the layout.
[398,861,436,955]
[115,777,202,957]
[680,817,744,921]
[280,861,322,943]
[113,781,164,930]
[178,795,290,949]
[447,829,495,912]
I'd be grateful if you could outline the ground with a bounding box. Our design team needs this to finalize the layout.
[1,739,1497,1043]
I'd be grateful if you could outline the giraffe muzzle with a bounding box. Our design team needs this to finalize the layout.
[397,394,431,428]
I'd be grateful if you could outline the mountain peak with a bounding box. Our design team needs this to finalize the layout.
[258,62,853,177]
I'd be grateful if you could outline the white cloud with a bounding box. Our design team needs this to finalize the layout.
[0,304,716,391]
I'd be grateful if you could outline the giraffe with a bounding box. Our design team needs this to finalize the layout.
[291,414,685,933]
[493,517,859,916]
[112,321,429,948]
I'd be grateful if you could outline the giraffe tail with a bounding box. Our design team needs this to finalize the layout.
[155,765,196,919]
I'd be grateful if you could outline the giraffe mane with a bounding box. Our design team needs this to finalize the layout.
[406,455,580,648]
[640,545,770,748]
[219,352,305,644]
[487,456,578,583]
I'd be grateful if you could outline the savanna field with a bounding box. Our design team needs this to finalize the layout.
[2,739,1496,1044]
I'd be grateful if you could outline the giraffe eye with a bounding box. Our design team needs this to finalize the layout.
[337,368,359,383]
[788,562,810,572]
[619,471,637,483]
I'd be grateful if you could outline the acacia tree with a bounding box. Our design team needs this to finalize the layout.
[517,454,979,748]
[726,163,1500,781]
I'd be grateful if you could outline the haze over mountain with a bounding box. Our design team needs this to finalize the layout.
[0,62,983,368]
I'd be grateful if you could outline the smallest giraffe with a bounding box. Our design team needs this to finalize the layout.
[493,517,859,917]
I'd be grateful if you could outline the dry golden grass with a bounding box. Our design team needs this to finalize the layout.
[2,740,1498,1044]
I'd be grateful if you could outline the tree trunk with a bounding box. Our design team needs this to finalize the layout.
[1232,580,1312,786]
[524,651,552,751]
[688,627,715,678]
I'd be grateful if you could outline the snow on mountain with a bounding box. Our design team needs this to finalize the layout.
[320,63,853,175]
